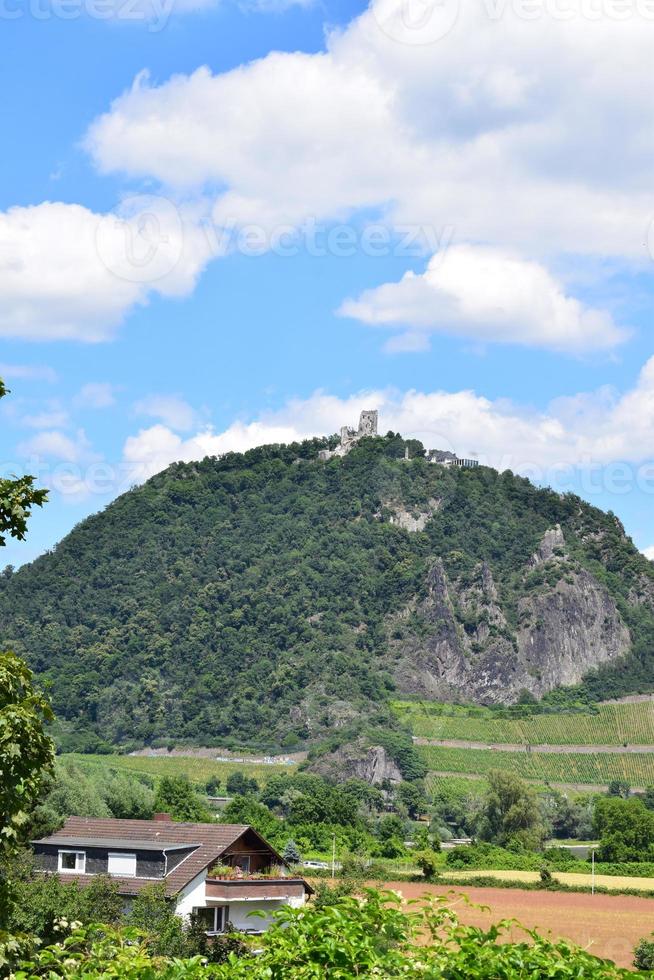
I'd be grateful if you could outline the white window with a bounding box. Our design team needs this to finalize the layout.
[107,852,137,877]
[193,906,226,934]
[58,850,85,873]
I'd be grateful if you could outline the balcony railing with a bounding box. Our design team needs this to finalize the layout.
[205,876,308,902]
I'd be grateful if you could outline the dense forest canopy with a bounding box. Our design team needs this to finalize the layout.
[1,433,653,751]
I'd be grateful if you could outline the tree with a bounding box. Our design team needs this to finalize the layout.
[205,775,222,795]
[377,814,405,841]
[282,839,302,865]
[415,850,441,881]
[5,857,122,945]
[128,882,186,956]
[479,770,546,851]
[607,780,631,799]
[221,796,280,841]
[0,376,52,851]
[0,652,55,923]
[396,781,427,820]
[548,791,594,840]
[0,379,48,548]
[226,772,259,796]
[594,796,654,862]
[0,379,52,924]
[153,776,211,822]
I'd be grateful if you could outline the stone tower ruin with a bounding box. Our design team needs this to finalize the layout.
[319,409,379,460]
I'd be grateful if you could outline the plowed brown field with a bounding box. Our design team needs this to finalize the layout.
[377,881,654,969]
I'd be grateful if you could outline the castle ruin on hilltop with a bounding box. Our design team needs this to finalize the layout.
[317,408,479,468]
[318,410,378,460]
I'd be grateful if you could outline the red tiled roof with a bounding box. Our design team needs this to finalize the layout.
[44,816,251,896]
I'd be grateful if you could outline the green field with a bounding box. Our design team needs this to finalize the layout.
[419,745,654,786]
[64,753,297,788]
[393,699,654,746]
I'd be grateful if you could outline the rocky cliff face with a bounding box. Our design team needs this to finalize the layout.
[308,742,403,785]
[390,526,631,705]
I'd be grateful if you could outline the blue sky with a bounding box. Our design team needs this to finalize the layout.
[1,0,654,567]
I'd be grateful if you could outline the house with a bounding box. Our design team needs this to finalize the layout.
[426,448,479,469]
[32,814,313,934]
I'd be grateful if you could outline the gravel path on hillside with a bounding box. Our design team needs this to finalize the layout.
[415,737,654,754]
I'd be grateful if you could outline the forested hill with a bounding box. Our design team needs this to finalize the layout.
[1,433,654,752]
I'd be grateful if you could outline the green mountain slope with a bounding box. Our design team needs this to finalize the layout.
[1,433,653,750]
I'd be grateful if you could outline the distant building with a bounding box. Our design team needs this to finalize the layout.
[32,815,312,935]
[427,449,479,469]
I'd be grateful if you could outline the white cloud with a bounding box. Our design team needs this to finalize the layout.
[643,547,654,561]
[85,2,654,262]
[0,363,58,383]
[21,409,70,429]
[134,394,197,431]
[123,418,305,481]
[120,358,654,484]
[18,429,92,464]
[339,245,627,353]
[0,200,211,341]
[75,383,117,409]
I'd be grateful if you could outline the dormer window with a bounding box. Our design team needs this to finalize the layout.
[107,852,137,877]
[58,850,85,873]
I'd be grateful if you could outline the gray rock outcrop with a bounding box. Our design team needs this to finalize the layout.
[390,527,631,705]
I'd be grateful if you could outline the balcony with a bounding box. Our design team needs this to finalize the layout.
[205,875,309,902]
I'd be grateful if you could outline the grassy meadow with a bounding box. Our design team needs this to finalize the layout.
[63,752,297,790]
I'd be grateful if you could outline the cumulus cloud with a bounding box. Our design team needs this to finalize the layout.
[134,394,198,431]
[18,429,93,464]
[85,0,654,261]
[120,358,654,484]
[123,418,306,481]
[644,547,654,561]
[339,245,627,353]
[0,199,211,342]
[75,383,117,409]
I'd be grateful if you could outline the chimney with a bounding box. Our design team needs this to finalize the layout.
[154,812,172,822]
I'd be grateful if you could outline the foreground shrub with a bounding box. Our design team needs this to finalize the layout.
[446,841,542,871]
[415,849,441,881]
[10,890,632,978]
[634,935,654,971]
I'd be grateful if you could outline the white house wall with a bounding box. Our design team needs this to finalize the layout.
[226,899,284,932]
[174,870,208,921]
[173,871,307,932]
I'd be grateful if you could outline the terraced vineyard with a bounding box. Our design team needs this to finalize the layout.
[393,699,654,745]
[419,745,654,787]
